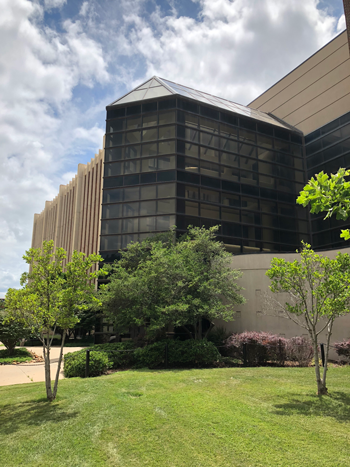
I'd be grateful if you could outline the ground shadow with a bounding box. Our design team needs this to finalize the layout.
[272,391,350,422]
[0,397,78,436]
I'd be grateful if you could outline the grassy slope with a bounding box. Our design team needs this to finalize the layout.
[0,367,349,467]
[0,348,32,364]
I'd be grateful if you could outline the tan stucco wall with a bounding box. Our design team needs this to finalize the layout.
[249,31,350,135]
[215,247,350,359]
[31,149,104,269]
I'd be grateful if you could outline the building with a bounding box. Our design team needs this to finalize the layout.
[31,3,350,348]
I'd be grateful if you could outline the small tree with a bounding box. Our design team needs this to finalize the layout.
[99,226,245,340]
[5,241,106,401]
[0,302,30,355]
[297,168,350,240]
[266,243,350,395]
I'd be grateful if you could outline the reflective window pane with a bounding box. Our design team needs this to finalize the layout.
[159,126,176,139]
[142,128,158,142]
[104,162,123,177]
[242,197,259,210]
[199,117,219,133]
[177,111,198,127]
[200,147,219,163]
[220,123,238,139]
[142,158,157,172]
[158,156,175,170]
[127,116,142,129]
[221,138,238,153]
[102,204,122,219]
[157,198,176,214]
[178,156,199,172]
[125,131,141,144]
[123,202,139,217]
[125,145,141,159]
[143,113,157,127]
[142,143,157,157]
[240,129,256,144]
[100,235,122,251]
[105,147,123,162]
[156,215,176,230]
[222,193,240,207]
[141,185,156,200]
[201,203,220,219]
[185,201,199,216]
[159,140,176,154]
[221,152,239,167]
[159,111,176,125]
[140,216,156,231]
[124,186,139,201]
[201,189,220,203]
[107,119,125,133]
[124,159,140,174]
[221,166,239,181]
[222,207,239,222]
[140,200,156,216]
[103,188,123,204]
[200,133,220,148]
[178,126,199,142]
[157,183,176,198]
[106,133,124,147]
[101,219,122,235]
[122,218,138,233]
[200,161,220,177]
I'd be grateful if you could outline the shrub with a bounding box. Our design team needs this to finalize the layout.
[207,327,230,355]
[91,341,136,369]
[134,339,221,369]
[0,313,30,355]
[64,350,109,377]
[286,337,313,367]
[225,332,287,366]
[333,339,350,361]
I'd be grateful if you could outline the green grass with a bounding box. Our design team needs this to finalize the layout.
[0,367,350,467]
[0,348,32,364]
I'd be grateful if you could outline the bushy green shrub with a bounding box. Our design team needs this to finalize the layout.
[134,339,221,369]
[207,327,230,356]
[91,341,136,369]
[64,350,110,377]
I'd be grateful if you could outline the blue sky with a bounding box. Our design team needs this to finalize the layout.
[0,0,346,296]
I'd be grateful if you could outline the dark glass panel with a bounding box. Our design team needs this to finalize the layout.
[239,129,256,144]
[102,204,122,219]
[177,171,200,184]
[178,140,199,158]
[159,126,176,139]
[201,176,220,188]
[122,234,138,248]
[140,172,157,184]
[274,128,290,141]
[278,192,295,203]
[124,186,139,201]
[239,143,257,158]
[222,207,239,222]
[177,184,199,200]
[100,235,122,251]
[158,155,176,170]
[156,215,176,230]
[222,180,240,193]
[157,170,176,182]
[141,185,156,200]
[126,104,141,116]
[291,133,303,144]
[306,139,322,156]
[177,156,199,172]
[159,140,176,155]
[124,174,139,186]
[239,118,256,131]
[260,187,277,200]
[101,219,122,235]
[142,127,157,142]
[99,252,121,262]
[177,111,198,127]
[125,145,141,159]
[339,111,350,126]
[200,106,219,120]
[222,193,240,207]
[241,157,258,172]
[241,184,259,196]
[176,215,200,230]
[279,231,298,244]
[157,183,176,198]
[157,198,176,214]
[107,107,125,120]
[241,170,258,185]
[221,166,239,181]
[185,200,199,216]
[257,134,273,149]
[241,197,258,210]
[201,203,220,219]
[220,123,238,139]
[294,158,304,170]
[159,110,176,125]
[200,146,219,163]
[104,176,123,189]
[122,218,138,233]
[259,174,276,189]
[258,148,275,162]
[262,229,279,243]
[143,113,157,127]
[178,125,199,142]
[200,132,220,148]
[260,200,277,213]
[142,158,157,172]
[220,112,238,127]
[139,200,156,216]
[106,133,124,147]
[105,147,123,162]
[222,223,242,237]
[201,188,220,203]
[200,161,220,178]
[221,152,239,167]
[276,153,294,167]
[199,117,219,133]
[276,178,294,193]
[220,138,238,153]
[124,159,140,174]
[123,202,139,217]
[104,162,123,177]
[142,101,157,113]
[142,142,157,157]
[200,219,221,230]
[158,98,176,110]
[127,116,142,129]
[290,144,302,157]
[262,214,277,229]
[106,119,125,133]
[140,216,156,232]
[257,123,273,136]
[274,138,290,153]
[241,211,260,225]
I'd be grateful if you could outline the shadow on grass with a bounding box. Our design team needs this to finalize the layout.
[272,391,350,422]
[0,397,78,435]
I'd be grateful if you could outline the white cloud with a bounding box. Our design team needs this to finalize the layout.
[44,0,67,9]
[337,13,346,32]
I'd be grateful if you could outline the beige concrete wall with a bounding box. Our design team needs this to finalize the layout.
[215,247,350,359]
[31,149,104,271]
[249,31,350,135]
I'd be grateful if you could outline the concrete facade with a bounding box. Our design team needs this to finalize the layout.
[249,31,350,135]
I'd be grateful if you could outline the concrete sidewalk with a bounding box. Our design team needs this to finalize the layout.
[0,346,83,387]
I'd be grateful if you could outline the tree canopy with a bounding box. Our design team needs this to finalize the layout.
[99,226,245,340]
[297,168,350,240]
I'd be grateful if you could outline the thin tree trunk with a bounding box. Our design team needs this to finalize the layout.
[321,320,333,391]
[53,330,66,399]
[43,338,53,401]
[312,333,327,395]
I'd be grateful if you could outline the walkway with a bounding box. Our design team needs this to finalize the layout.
[0,346,83,387]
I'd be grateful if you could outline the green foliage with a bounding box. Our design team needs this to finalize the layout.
[134,339,221,369]
[99,226,245,339]
[0,311,30,355]
[0,348,32,364]
[207,326,230,354]
[297,168,350,240]
[91,341,136,369]
[63,350,110,378]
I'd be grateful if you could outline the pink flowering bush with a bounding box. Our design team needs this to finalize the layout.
[285,337,313,367]
[333,339,350,361]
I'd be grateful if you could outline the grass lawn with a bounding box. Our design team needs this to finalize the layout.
[0,367,349,467]
[0,348,32,364]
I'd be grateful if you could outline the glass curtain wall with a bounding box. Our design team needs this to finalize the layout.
[100,96,308,261]
[305,111,350,250]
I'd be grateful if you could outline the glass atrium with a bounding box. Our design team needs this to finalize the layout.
[100,77,309,262]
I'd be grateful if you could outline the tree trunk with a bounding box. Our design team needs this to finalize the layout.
[53,330,66,399]
[321,320,333,392]
[312,334,327,395]
[43,339,54,401]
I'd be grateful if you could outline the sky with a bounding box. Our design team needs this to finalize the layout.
[0,0,346,297]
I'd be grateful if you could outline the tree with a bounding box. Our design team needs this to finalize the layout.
[99,226,245,340]
[5,241,106,401]
[297,168,350,240]
[0,301,30,355]
[266,243,350,395]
